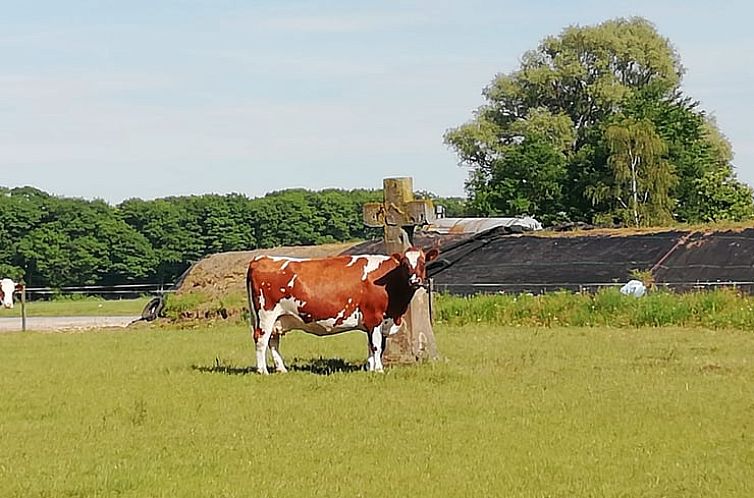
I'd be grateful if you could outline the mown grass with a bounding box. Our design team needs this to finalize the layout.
[0,296,150,318]
[435,288,754,329]
[1,323,753,497]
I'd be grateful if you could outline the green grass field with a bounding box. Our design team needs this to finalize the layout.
[0,297,150,318]
[2,324,753,497]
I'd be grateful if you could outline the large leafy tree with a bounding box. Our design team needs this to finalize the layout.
[445,17,753,226]
[118,198,203,283]
[0,187,46,280]
[15,196,156,287]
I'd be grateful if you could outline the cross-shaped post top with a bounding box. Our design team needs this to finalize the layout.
[363,177,436,229]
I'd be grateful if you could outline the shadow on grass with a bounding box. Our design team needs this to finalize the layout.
[192,357,364,376]
[191,360,256,376]
[288,357,364,375]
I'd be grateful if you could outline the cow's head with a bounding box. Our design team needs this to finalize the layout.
[1,278,17,309]
[392,247,440,289]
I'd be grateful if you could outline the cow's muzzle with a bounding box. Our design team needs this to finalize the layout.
[410,277,430,291]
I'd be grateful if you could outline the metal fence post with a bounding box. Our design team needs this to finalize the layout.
[428,278,434,324]
[20,285,26,332]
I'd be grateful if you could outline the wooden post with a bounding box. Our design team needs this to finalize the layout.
[363,177,438,364]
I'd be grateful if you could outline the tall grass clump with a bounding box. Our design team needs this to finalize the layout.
[163,290,249,322]
[434,288,754,330]
[163,292,212,320]
[630,292,692,327]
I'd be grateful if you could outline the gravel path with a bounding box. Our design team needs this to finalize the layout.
[0,316,140,332]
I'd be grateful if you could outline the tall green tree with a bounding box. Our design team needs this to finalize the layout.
[596,118,675,226]
[445,17,753,226]
[118,198,201,283]
[14,196,156,287]
[0,188,46,280]
[689,169,754,222]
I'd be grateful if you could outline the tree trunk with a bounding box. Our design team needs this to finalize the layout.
[630,152,640,227]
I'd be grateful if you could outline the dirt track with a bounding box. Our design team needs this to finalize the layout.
[0,316,139,332]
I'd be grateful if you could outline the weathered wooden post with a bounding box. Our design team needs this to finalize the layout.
[363,177,438,364]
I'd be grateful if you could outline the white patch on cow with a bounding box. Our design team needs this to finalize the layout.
[259,296,363,338]
[314,307,362,331]
[287,275,297,288]
[381,318,402,336]
[349,255,390,280]
[405,250,421,269]
[314,309,346,330]
[257,287,266,310]
[266,256,308,270]
[258,296,306,335]
[1,279,15,309]
[347,297,353,304]
[280,288,286,293]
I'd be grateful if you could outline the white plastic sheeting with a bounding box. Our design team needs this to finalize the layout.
[425,217,543,234]
[620,279,647,297]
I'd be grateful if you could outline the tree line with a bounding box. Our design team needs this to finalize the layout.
[446,17,754,226]
[0,186,464,288]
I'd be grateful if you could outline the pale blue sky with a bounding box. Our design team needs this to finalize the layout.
[2,0,752,203]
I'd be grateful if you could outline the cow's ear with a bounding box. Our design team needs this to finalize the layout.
[391,252,402,262]
[425,248,440,262]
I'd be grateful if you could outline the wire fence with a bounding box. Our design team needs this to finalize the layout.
[1,283,175,333]
[16,279,754,301]
[433,280,754,295]
[21,283,175,300]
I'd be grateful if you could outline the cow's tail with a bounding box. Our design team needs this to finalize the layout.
[246,264,259,336]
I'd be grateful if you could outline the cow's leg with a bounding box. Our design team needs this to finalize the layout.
[269,333,288,373]
[366,332,376,372]
[254,329,271,375]
[368,327,385,372]
[254,313,279,375]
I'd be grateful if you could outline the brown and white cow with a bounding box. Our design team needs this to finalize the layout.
[246,247,439,374]
[1,278,22,309]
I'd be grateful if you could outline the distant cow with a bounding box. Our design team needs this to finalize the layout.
[1,279,22,309]
[246,247,439,374]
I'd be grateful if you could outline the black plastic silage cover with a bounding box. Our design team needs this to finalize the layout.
[341,227,754,295]
[430,231,685,294]
[655,229,754,290]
